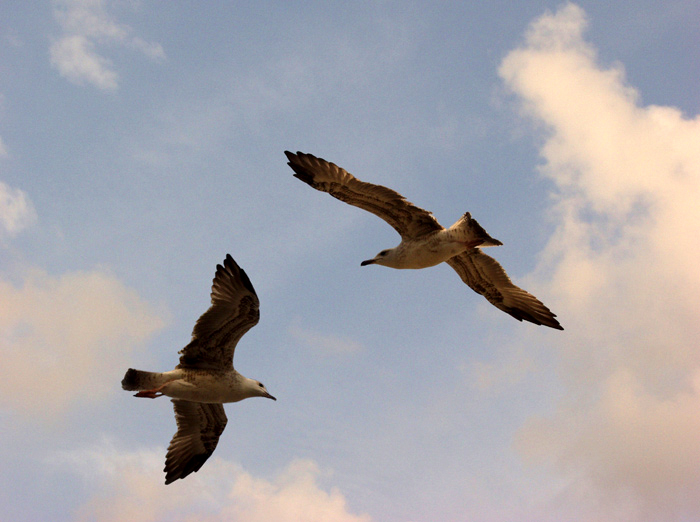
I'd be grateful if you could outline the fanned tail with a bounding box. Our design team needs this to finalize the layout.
[449,212,503,247]
[121,368,168,391]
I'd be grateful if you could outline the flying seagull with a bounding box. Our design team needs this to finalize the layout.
[285,150,562,330]
[121,254,276,484]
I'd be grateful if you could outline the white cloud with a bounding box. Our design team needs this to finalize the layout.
[0,266,165,420]
[50,0,165,90]
[0,180,37,237]
[50,34,119,90]
[54,440,371,522]
[500,3,700,520]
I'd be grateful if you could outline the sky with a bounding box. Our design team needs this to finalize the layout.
[1,1,699,521]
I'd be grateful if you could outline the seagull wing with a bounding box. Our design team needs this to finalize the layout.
[286,151,442,239]
[164,400,227,484]
[177,254,260,371]
[446,250,563,330]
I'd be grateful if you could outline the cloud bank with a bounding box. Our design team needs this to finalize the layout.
[500,4,700,520]
[54,441,371,522]
[50,0,165,90]
[0,266,165,420]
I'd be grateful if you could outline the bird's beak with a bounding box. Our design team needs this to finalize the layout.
[360,258,376,266]
[265,392,277,401]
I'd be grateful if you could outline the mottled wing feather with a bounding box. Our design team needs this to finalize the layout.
[286,151,442,239]
[164,400,227,484]
[447,250,563,330]
[177,254,260,370]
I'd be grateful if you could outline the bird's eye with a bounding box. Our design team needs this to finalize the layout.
[258,382,265,388]
[379,250,388,256]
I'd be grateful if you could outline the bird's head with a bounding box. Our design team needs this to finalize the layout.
[361,247,398,268]
[246,378,276,401]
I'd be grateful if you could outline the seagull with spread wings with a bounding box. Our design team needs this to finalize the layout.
[121,254,276,484]
[285,150,562,330]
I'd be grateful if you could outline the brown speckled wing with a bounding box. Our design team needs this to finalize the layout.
[447,250,563,330]
[164,400,227,485]
[177,254,260,371]
[286,151,442,239]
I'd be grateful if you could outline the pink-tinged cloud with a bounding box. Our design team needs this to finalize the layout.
[0,267,165,420]
[500,3,700,521]
[53,441,371,522]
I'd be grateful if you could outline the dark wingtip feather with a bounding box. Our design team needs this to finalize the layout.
[164,452,210,484]
[544,312,564,330]
[285,152,315,185]
[214,254,257,298]
[237,265,256,297]
[222,254,256,296]
[505,306,563,330]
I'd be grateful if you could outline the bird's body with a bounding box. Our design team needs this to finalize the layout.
[285,150,563,330]
[361,213,502,269]
[121,254,275,484]
[122,367,263,404]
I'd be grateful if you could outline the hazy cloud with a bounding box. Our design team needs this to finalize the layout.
[462,349,536,392]
[0,181,37,237]
[49,34,119,90]
[289,320,364,356]
[0,266,165,420]
[500,3,700,520]
[50,0,165,90]
[55,441,371,522]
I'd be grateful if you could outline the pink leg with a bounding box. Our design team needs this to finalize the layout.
[134,382,169,399]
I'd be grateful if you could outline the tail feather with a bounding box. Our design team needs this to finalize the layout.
[121,368,167,391]
[449,212,503,247]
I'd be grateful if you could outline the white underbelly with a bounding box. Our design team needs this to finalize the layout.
[400,241,464,269]
[161,372,245,403]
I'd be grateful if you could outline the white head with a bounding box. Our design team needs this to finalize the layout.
[360,247,401,268]
[244,377,276,401]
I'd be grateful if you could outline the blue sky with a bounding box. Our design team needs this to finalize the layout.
[1,1,699,521]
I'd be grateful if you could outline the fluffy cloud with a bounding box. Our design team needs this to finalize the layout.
[500,3,700,520]
[54,441,371,522]
[0,180,37,237]
[0,266,165,420]
[50,0,165,90]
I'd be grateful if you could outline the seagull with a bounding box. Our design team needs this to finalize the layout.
[285,150,562,330]
[121,254,276,484]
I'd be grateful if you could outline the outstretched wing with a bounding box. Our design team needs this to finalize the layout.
[177,254,260,370]
[447,250,563,330]
[164,400,227,484]
[286,151,442,239]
